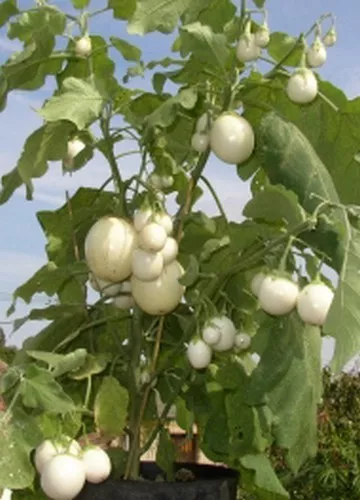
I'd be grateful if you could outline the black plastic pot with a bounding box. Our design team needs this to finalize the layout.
[76,462,239,500]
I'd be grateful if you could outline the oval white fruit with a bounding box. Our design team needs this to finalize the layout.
[258,276,299,316]
[202,323,221,346]
[82,447,112,484]
[191,133,209,153]
[138,222,167,252]
[210,316,236,352]
[85,216,137,282]
[297,282,334,326]
[286,68,318,104]
[236,34,261,62]
[210,113,255,165]
[196,113,212,134]
[63,138,85,169]
[154,212,173,236]
[187,339,212,369]
[34,437,81,474]
[250,272,265,297]
[161,237,178,264]
[131,248,164,282]
[149,173,163,190]
[323,29,337,47]
[235,332,251,351]
[88,273,122,297]
[134,208,153,232]
[131,260,185,315]
[307,38,327,68]
[40,454,86,500]
[254,25,270,48]
[75,36,92,57]
[113,281,134,310]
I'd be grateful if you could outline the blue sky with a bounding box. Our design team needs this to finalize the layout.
[0,0,359,367]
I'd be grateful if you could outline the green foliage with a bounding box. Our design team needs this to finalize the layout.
[94,376,129,437]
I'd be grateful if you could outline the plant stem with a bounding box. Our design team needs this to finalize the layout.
[84,376,92,408]
[200,175,229,222]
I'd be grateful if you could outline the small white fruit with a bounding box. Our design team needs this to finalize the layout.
[40,454,86,500]
[63,138,85,169]
[131,260,185,315]
[210,113,255,165]
[250,272,265,297]
[258,275,299,316]
[187,339,212,369]
[202,323,221,346]
[75,36,92,57]
[323,28,337,47]
[34,437,81,474]
[161,175,174,188]
[254,24,270,48]
[134,208,153,232]
[235,332,251,351]
[296,282,334,326]
[138,222,167,252]
[196,113,212,134]
[113,281,134,310]
[286,68,318,104]
[149,173,163,190]
[82,447,112,484]
[154,212,173,235]
[211,316,236,352]
[307,37,327,68]
[131,248,164,282]
[236,34,261,62]
[88,273,122,297]
[85,216,137,282]
[161,237,178,265]
[191,133,209,153]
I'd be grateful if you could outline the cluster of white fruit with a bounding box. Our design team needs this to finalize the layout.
[191,111,255,166]
[251,273,334,325]
[187,315,251,370]
[34,436,111,500]
[85,209,185,315]
[149,172,174,191]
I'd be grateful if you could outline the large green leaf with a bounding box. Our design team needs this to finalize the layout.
[181,0,236,33]
[127,0,192,35]
[240,453,289,499]
[110,36,141,61]
[0,0,18,28]
[94,376,129,437]
[40,77,106,129]
[156,428,175,480]
[108,0,136,20]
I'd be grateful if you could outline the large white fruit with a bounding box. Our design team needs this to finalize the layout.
[286,68,318,104]
[187,339,212,369]
[210,113,255,165]
[154,212,173,235]
[138,222,167,252]
[88,273,122,297]
[75,36,92,57]
[131,260,185,315]
[85,216,137,282]
[113,281,134,310]
[34,437,81,474]
[210,316,236,352]
[131,248,164,282]
[134,208,153,232]
[297,282,334,326]
[258,275,299,316]
[40,454,86,500]
[161,237,178,265]
[82,447,112,484]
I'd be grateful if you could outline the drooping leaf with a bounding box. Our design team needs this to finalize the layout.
[156,429,175,480]
[40,77,106,129]
[69,354,109,380]
[26,349,87,378]
[110,36,141,61]
[94,376,129,437]
[240,453,289,499]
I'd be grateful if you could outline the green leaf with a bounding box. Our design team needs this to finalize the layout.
[0,367,20,395]
[179,255,199,286]
[69,353,109,380]
[180,22,229,72]
[0,121,74,203]
[0,0,18,28]
[244,185,306,228]
[110,36,141,61]
[108,0,136,20]
[94,376,129,437]
[156,428,175,480]
[26,349,87,378]
[240,453,289,499]
[324,225,360,373]
[267,32,303,67]
[0,409,43,490]
[200,235,230,262]
[40,77,105,130]
[20,365,76,413]
[181,0,236,33]
[127,0,193,35]
[71,0,90,7]
[252,0,265,7]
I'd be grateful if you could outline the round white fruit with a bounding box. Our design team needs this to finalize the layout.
[161,175,174,188]
[210,113,255,165]
[210,316,236,352]
[34,437,81,474]
[286,68,318,104]
[40,454,86,500]
[187,339,212,369]
[134,208,153,232]
[131,248,164,282]
[82,447,112,484]
[235,332,251,351]
[196,113,212,134]
[149,173,163,190]
[236,34,261,62]
[154,212,173,235]
[138,222,167,252]
[64,138,85,168]
[85,216,137,282]
[258,276,299,316]
[297,282,334,326]
[202,323,221,346]
[250,272,265,297]
[113,281,134,310]
[131,260,185,315]
[75,36,92,57]
[191,133,209,153]
[255,26,270,48]
[161,237,178,265]
[323,29,337,47]
[307,39,327,68]
[88,273,122,297]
